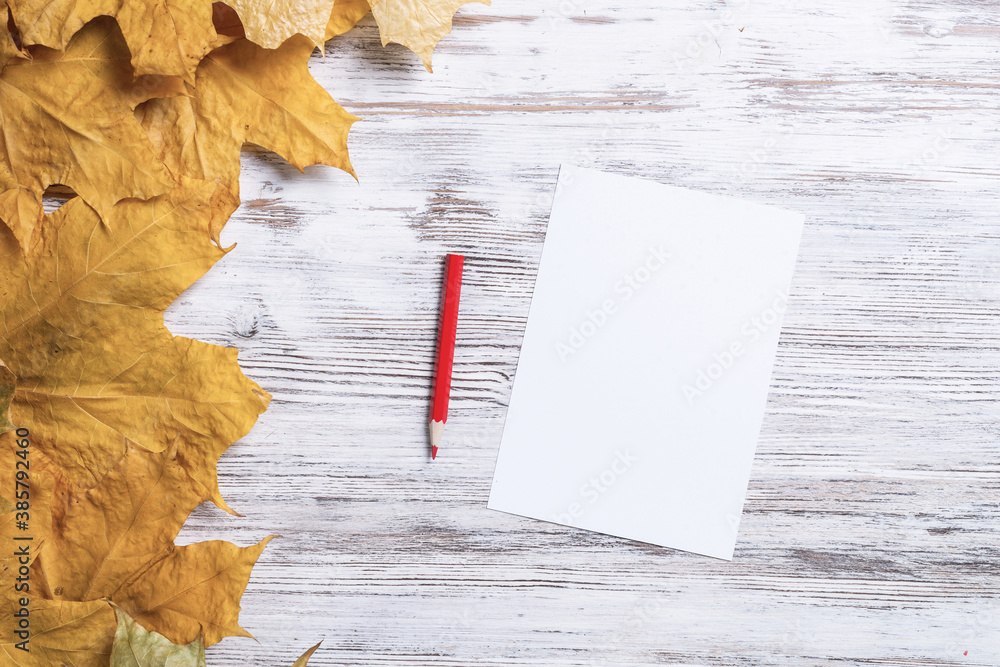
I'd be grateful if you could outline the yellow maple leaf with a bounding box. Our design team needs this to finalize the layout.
[0,17,183,248]
[114,535,276,646]
[0,182,276,648]
[0,179,269,514]
[225,0,337,48]
[6,0,373,79]
[27,439,277,647]
[0,434,52,530]
[0,188,42,254]
[30,439,216,604]
[0,431,54,603]
[0,363,14,430]
[1,1,28,66]
[326,0,371,40]
[368,0,489,71]
[5,0,111,52]
[291,641,323,666]
[116,0,218,82]
[7,0,217,82]
[135,34,357,222]
[0,597,116,666]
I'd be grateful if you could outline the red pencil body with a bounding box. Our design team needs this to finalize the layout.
[430,254,464,458]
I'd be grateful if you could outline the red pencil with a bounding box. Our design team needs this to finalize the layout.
[430,254,464,459]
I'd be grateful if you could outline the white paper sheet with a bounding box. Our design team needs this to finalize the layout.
[487,164,805,560]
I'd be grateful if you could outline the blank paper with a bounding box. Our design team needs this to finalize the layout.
[487,164,805,560]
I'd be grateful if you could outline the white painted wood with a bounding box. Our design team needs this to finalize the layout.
[165,0,1000,664]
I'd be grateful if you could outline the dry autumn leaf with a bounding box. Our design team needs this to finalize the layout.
[1,443,109,665]
[0,430,54,651]
[7,0,370,79]
[0,179,269,513]
[31,438,224,605]
[0,596,116,666]
[0,363,14,429]
[0,188,43,257]
[211,2,246,37]
[226,0,336,49]
[111,605,207,666]
[0,180,277,647]
[1,1,27,65]
[110,606,323,667]
[0,17,183,249]
[136,33,357,225]
[28,437,277,645]
[7,0,218,82]
[0,428,52,579]
[0,437,52,541]
[326,0,371,39]
[115,0,217,82]
[368,0,489,71]
[112,534,276,646]
[291,641,323,666]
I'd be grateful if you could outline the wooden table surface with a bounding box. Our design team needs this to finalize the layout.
[165,0,1000,664]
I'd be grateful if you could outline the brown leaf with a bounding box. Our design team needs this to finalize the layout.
[211,2,245,38]
[0,17,181,240]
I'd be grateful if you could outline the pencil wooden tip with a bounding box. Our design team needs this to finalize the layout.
[429,419,444,446]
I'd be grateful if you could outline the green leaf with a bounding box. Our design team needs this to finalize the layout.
[110,605,207,667]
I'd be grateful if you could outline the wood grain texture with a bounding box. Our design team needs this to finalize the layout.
[161,0,1000,664]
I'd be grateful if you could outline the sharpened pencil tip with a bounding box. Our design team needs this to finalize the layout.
[432,446,438,460]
